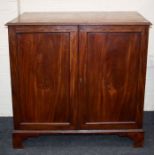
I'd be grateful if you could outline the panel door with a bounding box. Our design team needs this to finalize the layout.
[79,26,145,130]
[9,26,78,130]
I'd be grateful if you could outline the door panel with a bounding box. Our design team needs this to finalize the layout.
[14,26,78,130]
[79,26,141,129]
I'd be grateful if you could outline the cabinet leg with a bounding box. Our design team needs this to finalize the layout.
[133,132,144,147]
[127,132,144,148]
[12,133,24,149]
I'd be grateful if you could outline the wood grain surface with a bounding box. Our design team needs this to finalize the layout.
[9,26,78,130]
[79,26,142,130]
[6,12,151,26]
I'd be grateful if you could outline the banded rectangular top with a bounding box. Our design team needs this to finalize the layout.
[6,12,151,26]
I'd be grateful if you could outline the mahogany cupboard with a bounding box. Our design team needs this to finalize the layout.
[6,12,151,148]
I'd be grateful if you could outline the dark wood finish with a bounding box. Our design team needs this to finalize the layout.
[79,25,144,130]
[6,12,150,26]
[7,12,150,149]
[9,26,78,130]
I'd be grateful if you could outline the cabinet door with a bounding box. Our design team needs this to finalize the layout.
[79,26,146,130]
[9,26,78,130]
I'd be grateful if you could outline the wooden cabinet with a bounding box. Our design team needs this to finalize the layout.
[6,12,151,148]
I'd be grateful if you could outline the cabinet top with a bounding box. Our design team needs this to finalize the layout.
[6,12,151,26]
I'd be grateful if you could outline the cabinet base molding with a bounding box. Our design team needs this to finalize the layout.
[12,129,144,149]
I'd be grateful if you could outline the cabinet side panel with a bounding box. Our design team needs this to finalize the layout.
[136,27,150,128]
[8,27,21,128]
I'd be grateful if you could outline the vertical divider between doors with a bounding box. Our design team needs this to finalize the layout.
[77,25,80,129]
